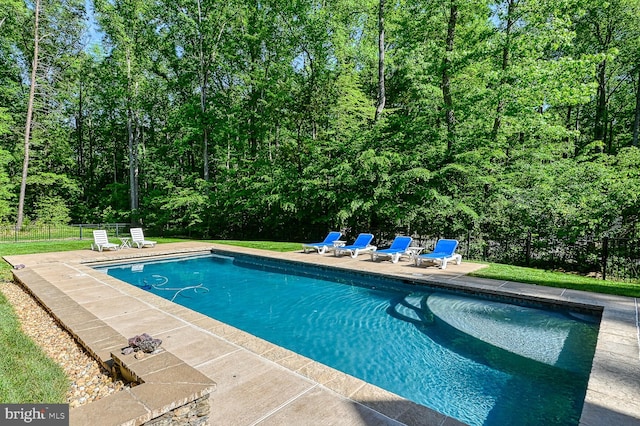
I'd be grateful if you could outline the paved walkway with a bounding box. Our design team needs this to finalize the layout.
[3,242,640,425]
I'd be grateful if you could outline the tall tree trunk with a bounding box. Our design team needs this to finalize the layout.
[77,81,84,177]
[200,67,209,179]
[492,0,516,141]
[374,0,385,122]
[607,117,613,153]
[633,67,640,147]
[594,59,607,145]
[574,106,581,156]
[564,105,572,155]
[17,0,40,230]
[202,122,209,180]
[197,0,209,182]
[442,0,458,152]
[126,50,139,215]
[88,114,95,196]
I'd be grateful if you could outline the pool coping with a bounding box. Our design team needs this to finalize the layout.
[4,242,640,425]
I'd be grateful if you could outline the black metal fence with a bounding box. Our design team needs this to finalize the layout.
[0,223,132,243]
[406,233,640,282]
[601,237,640,282]
[1,223,639,282]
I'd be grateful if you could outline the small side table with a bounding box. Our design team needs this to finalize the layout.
[332,240,346,256]
[119,237,132,249]
[406,246,424,261]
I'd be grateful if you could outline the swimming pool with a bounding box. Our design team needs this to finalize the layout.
[97,252,600,426]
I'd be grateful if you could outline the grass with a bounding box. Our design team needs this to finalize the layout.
[207,239,302,252]
[0,237,637,403]
[0,290,68,403]
[470,262,640,298]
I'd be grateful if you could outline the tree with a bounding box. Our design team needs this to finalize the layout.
[573,0,640,152]
[16,0,41,230]
[491,0,518,141]
[374,0,386,121]
[441,0,458,152]
[634,66,640,146]
[12,0,86,228]
[155,0,231,182]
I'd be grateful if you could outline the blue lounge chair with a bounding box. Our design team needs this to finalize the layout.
[414,239,462,269]
[371,236,413,263]
[302,231,343,254]
[334,233,376,258]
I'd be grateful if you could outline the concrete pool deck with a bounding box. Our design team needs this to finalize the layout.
[3,242,639,425]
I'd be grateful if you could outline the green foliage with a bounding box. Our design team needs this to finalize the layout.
[0,0,638,277]
[0,108,12,137]
[155,179,210,231]
[0,150,13,223]
[34,196,71,225]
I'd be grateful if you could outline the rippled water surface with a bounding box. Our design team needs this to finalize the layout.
[99,253,600,426]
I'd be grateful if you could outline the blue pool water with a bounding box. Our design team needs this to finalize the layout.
[97,253,600,426]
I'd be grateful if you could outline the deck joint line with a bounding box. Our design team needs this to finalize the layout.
[247,385,319,426]
[194,348,243,369]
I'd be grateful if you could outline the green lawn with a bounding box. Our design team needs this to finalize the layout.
[208,239,302,252]
[0,290,68,403]
[0,238,638,403]
[469,262,640,298]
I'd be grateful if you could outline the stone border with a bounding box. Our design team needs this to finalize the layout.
[12,268,216,426]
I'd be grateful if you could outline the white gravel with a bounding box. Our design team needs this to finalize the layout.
[0,282,127,408]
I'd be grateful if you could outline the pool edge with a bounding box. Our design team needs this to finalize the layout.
[4,242,639,425]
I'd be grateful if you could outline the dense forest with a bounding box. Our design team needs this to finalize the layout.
[1,0,639,261]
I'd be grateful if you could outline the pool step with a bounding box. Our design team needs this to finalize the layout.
[387,294,434,327]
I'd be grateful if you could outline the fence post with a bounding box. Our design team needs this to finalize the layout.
[525,232,531,266]
[601,237,608,281]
